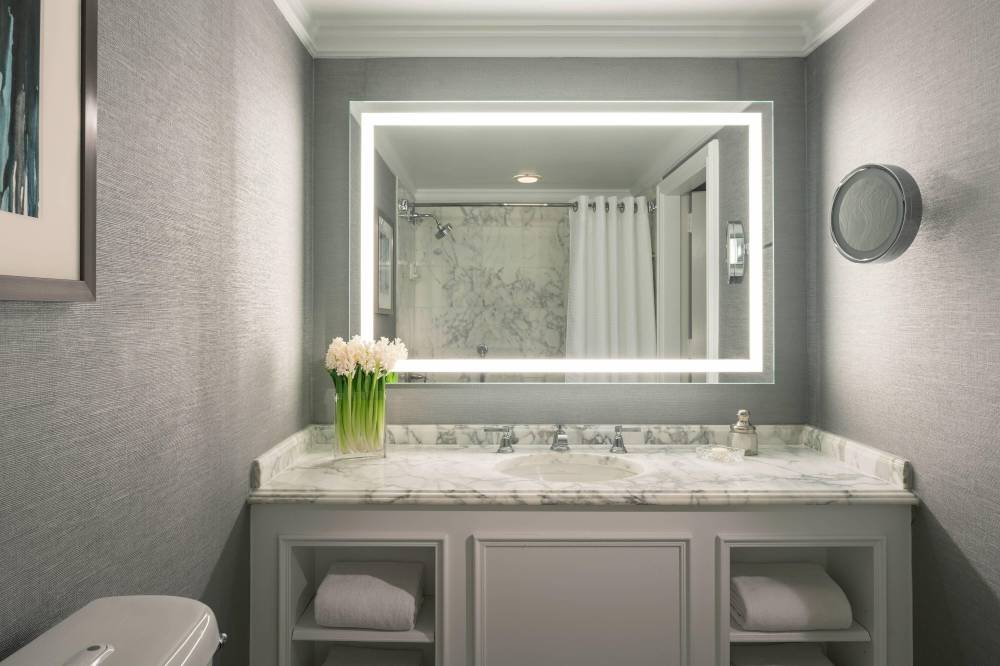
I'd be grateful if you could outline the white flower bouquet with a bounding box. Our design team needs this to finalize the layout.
[325,335,408,456]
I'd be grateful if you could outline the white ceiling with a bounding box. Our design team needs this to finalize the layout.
[272,0,877,57]
[376,124,736,199]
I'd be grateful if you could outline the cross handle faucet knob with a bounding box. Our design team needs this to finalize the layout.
[610,425,640,453]
[485,426,518,453]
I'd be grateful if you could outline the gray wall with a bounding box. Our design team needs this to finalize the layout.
[716,125,751,363]
[0,1,312,663]
[806,0,1000,662]
[313,58,808,425]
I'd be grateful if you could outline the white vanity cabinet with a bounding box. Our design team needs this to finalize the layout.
[249,504,913,666]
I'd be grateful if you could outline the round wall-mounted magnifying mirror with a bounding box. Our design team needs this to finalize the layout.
[831,164,921,263]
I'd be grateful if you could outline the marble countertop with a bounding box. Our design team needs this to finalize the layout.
[249,428,917,506]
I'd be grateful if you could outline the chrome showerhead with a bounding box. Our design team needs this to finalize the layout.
[407,210,454,240]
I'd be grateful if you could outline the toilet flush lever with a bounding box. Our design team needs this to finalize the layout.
[62,644,115,666]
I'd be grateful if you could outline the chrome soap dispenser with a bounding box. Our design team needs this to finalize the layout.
[729,409,758,456]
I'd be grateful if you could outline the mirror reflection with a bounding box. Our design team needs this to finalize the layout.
[354,103,772,383]
[836,172,900,252]
[831,164,921,264]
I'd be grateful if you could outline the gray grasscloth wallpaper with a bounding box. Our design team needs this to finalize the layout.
[0,0,312,662]
[312,58,808,425]
[806,0,1000,662]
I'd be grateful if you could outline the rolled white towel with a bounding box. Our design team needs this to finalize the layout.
[323,646,422,666]
[730,562,853,632]
[314,561,424,631]
[731,643,834,666]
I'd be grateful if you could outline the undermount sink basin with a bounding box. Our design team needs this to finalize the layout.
[495,452,644,483]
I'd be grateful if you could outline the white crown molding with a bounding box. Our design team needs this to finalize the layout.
[271,0,316,55]
[273,1,876,59]
[803,0,879,55]
[413,188,632,204]
[309,20,809,58]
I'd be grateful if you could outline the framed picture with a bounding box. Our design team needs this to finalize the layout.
[0,0,96,301]
[376,210,394,314]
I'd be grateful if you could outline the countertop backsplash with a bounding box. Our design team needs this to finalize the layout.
[251,423,911,492]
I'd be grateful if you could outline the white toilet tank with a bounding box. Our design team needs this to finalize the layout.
[1,596,223,666]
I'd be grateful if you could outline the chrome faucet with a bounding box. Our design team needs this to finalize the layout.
[477,343,488,383]
[610,425,639,454]
[550,425,570,452]
[485,425,518,454]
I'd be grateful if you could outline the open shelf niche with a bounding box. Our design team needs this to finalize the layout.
[279,537,444,666]
[719,537,887,666]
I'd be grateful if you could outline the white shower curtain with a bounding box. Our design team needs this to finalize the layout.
[566,195,657,366]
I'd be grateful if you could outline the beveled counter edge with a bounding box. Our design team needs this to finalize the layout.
[247,488,919,506]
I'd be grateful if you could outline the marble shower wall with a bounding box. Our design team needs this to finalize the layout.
[397,204,570,381]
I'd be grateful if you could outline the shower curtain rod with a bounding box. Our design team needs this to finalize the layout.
[412,200,658,214]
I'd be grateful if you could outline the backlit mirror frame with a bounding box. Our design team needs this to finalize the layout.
[356,102,765,376]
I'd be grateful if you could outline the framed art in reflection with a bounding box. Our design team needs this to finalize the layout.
[377,211,394,314]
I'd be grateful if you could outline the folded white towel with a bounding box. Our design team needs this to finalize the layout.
[730,562,853,632]
[314,561,424,631]
[323,646,422,666]
[731,643,834,666]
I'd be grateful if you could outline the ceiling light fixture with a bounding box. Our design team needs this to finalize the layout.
[513,173,541,184]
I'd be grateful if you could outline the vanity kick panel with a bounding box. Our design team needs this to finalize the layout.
[475,539,686,666]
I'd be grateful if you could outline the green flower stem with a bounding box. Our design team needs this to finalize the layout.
[330,369,397,455]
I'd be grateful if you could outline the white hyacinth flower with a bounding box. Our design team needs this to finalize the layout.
[325,335,408,377]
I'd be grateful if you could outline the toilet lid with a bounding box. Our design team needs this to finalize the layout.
[1,596,221,666]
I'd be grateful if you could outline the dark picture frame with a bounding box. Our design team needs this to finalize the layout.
[376,210,395,315]
[0,0,96,301]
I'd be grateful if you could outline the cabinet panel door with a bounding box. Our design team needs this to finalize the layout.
[474,538,687,666]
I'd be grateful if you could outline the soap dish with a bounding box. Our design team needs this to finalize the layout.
[696,445,746,463]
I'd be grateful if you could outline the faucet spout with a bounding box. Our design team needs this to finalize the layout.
[550,425,570,452]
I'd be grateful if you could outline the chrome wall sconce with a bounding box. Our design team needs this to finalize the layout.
[728,221,746,284]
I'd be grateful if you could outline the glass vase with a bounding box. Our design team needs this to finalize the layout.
[332,372,388,459]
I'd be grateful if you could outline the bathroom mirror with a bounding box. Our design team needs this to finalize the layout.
[831,164,921,263]
[350,101,773,383]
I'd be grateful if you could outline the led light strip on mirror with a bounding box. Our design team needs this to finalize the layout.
[359,107,763,375]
